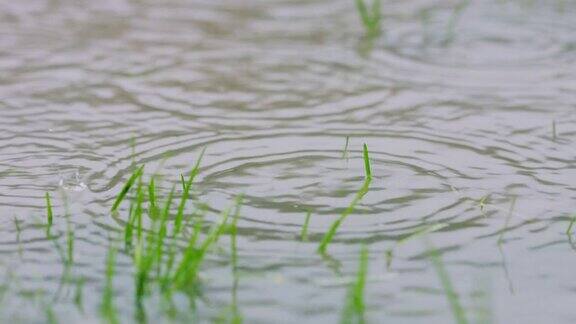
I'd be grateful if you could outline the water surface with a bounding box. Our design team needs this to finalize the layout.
[1,0,576,323]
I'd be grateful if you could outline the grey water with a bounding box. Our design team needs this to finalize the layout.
[1,0,576,323]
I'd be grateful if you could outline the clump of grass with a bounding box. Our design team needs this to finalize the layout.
[300,211,312,242]
[318,144,372,254]
[109,150,242,307]
[171,206,232,289]
[341,245,369,324]
[355,0,382,36]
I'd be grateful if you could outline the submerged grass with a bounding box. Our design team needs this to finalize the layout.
[318,144,372,254]
[342,136,350,159]
[341,245,369,324]
[497,196,517,245]
[386,223,448,267]
[101,242,119,324]
[428,241,468,324]
[445,0,471,45]
[301,211,312,242]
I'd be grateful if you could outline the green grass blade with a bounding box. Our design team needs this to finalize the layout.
[45,192,53,226]
[231,195,243,270]
[111,165,144,212]
[148,176,157,219]
[362,143,372,180]
[318,178,371,254]
[355,0,371,29]
[67,223,75,265]
[101,242,119,324]
[341,245,369,324]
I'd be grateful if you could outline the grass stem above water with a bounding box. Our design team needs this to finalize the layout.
[111,165,144,213]
[318,144,372,254]
[45,192,53,227]
[362,143,372,180]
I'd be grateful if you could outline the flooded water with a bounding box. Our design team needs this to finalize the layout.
[1,0,576,323]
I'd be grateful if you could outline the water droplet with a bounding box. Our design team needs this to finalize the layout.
[58,170,87,192]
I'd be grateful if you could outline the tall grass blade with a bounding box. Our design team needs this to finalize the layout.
[45,192,53,227]
[111,165,144,212]
[318,178,371,254]
[101,242,119,324]
[341,245,369,324]
[362,143,372,179]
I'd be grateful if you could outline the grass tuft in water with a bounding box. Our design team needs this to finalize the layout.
[341,245,369,324]
[355,0,382,37]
